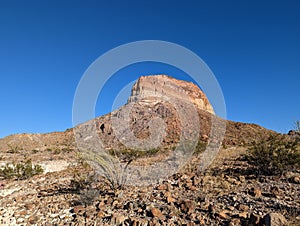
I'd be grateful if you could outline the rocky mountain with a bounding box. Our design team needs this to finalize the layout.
[0,75,299,225]
[128,75,215,115]
[0,75,272,153]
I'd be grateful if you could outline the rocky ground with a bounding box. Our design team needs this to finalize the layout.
[0,146,299,225]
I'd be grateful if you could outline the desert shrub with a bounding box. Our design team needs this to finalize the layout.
[108,147,160,159]
[70,170,95,191]
[70,167,101,206]
[79,148,133,192]
[53,148,61,155]
[7,144,21,153]
[32,149,39,154]
[246,135,300,175]
[0,159,44,180]
[194,140,208,154]
[69,158,94,191]
[61,147,74,153]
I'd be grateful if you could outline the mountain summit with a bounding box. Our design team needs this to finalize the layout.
[128,75,215,115]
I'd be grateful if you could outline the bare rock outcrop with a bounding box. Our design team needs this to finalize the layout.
[128,75,215,114]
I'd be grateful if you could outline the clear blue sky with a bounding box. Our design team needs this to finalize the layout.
[0,0,299,138]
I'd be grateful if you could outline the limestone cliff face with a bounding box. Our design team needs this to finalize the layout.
[128,75,215,115]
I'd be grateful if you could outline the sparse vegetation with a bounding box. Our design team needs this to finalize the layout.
[0,159,44,180]
[61,147,74,153]
[53,148,61,155]
[70,157,93,191]
[246,135,300,175]
[78,148,133,192]
[108,147,160,159]
[7,143,21,154]
[194,140,208,154]
[32,149,39,154]
[70,170,95,191]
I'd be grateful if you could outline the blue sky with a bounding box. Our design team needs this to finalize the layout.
[0,0,299,138]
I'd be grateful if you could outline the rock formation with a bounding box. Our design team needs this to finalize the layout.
[128,75,215,114]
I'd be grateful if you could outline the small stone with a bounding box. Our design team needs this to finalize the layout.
[238,176,246,183]
[250,187,262,198]
[16,210,27,216]
[16,218,24,223]
[285,171,296,178]
[14,196,23,202]
[270,186,281,197]
[250,213,261,225]
[179,199,195,214]
[97,211,105,218]
[150,207,163,219]
[293,176,300,184]
[218,211,229,219]
[50,213,59,218]
[238,204,249,212]
[227,177,240,185]
[202,134,209,140]
[157,184,168,190]
[24,203,34,210]
[97,201,105,210]
[229,218,241,226]
[221,180,231,189]
[111,214,128,225]
[238,212,248,219]
[228,206,235,211]
[73,205,85,215]
[186,182,197,191]
[28,215,40,224]
[137,208,143,213]
[193,176,201,186]
[263,213,287,226]
[112,200,119,207]
[167,195,176,203]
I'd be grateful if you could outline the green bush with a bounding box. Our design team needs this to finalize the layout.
[0,159,44,180]
[246,135,300,175]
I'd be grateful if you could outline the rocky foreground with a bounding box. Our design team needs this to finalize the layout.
[0,146,299,225]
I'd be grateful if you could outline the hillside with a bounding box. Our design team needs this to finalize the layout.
[0,75,299,225]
